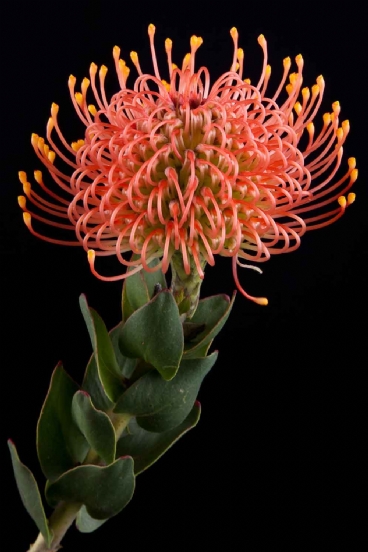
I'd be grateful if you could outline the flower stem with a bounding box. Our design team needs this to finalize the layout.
[170,251,206,319]
[109,412,132,440]
[27,501,82,552]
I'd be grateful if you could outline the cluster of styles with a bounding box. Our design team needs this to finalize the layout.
[17,24,357,306]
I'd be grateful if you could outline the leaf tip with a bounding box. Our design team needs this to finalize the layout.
[161,366,179,381]
[118,455,134,463]
[79,293,89,309]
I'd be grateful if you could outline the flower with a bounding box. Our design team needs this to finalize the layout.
[18,25,357,305]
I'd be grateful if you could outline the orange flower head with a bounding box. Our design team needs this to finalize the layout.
[19,25,357,305]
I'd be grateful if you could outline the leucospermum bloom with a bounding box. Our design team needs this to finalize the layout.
[19,25,357,305]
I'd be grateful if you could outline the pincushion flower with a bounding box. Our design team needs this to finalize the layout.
[18,25,357,305]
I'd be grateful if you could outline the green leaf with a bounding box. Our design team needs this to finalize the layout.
[8,441,53,547]
[110,322,137,379]
[79,295,124,403]
[82,322,136,411]
[37,363,89,481]
[72,391,116,465]
[116,402,201,474]
[46,457,135,520]
[76,506,108,533]
[125,270,150,312]
[122,283,135,322]
[82,355,114,412]
[140,258,167,298]
[119,290,184,381]
[183,293,235,358]
[114,353,217,432]
[123,257,167,321]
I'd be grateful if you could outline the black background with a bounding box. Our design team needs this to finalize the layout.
[1,0,366,550]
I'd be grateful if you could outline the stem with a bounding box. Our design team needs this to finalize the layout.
[170,251,206,319]
[28,501,81,552]
[109,412,132,440]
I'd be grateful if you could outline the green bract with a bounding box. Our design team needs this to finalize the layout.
[37,364,89,481]
[80,295,125,403]
[46,457,135,519]
[8,441,53,547]
[116,402,201,474]
[114,354,217,432]
[119,290,184,381]
[72,391,116,465]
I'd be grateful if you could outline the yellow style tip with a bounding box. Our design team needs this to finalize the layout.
[130,51,138,63]
[23,181,31,195]
[18,196,26,209]
[23,212,31,227]
[338,196,347,208]
[256,297,268,306]
[286,83,293,95]
[47,118,54,132]
[148,23,156,36]
[294,102,302,115]
[289,72,297,84]
[71,139,84,152]
[348,157,356,169]
[347,193,356,205]
[336,127,343,140]
[257,34,266,46]
[351,168,358,182]
[122,65,130,78]
[34,170,42,184]
[75,92,83,107]
[87,249,95,262]
[88,104,97,116]
[342,120,350,133]
[190,35,198,47]
[18,171,27,184]
[230,27,238,38]
[51,103,59,115]
[165,38,172,50]
[183,53,191,67]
